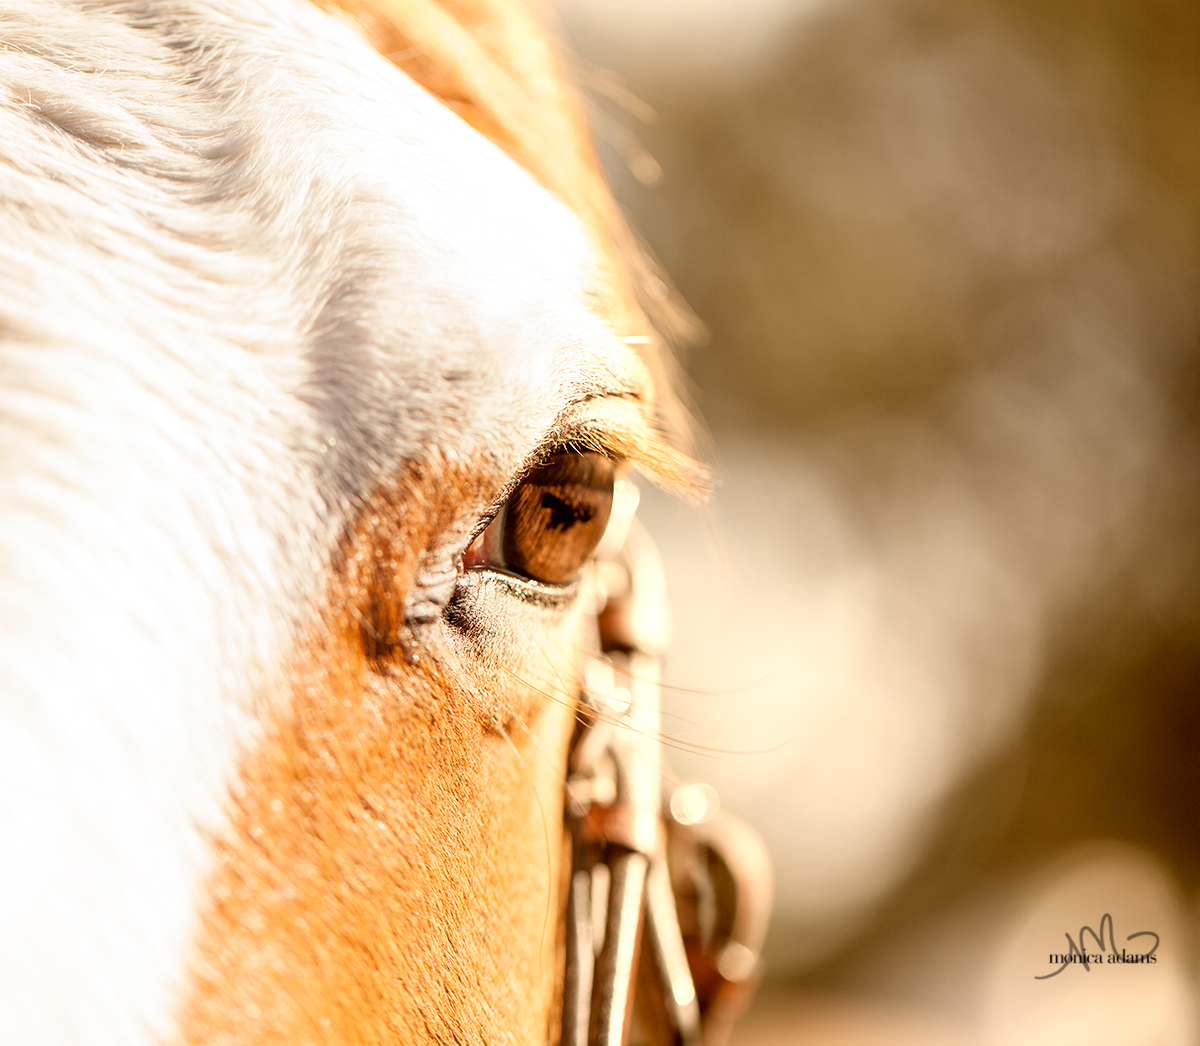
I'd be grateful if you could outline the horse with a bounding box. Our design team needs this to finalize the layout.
[0,1,770,1043]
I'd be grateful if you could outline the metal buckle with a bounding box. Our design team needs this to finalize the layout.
[560,485,772,1046]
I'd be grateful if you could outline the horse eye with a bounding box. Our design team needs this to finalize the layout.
[466,452,615,585]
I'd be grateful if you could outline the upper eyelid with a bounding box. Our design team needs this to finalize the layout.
[463,385,702,549]
[462,454,616,595]
[464,442,624,550]
[545,394,708,499]
[482,403,630,514]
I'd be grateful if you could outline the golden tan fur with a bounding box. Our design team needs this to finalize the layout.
[180,457,579,1043]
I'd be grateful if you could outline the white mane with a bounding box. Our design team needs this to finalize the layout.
[0,2,623,1039]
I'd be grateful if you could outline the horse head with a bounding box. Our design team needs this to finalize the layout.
[0,2,773,1043]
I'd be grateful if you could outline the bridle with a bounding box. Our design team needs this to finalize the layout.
[561,482,773,1046]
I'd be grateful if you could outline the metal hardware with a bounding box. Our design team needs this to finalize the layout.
[561,489,773,1046]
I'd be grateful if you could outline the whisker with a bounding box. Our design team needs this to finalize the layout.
[497,661,580,721]
[504,648,790,759]
[580,648,781,698]
[503,695,572,796]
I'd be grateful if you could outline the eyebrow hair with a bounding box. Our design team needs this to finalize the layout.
[538,393,710,500]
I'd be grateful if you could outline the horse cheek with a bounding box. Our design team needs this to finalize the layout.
[179,464,580,1044]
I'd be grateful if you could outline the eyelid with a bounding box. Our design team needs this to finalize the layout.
[540,396,710,501]
[467,425,629,546]
[462,450,619,587]
[460,444,617,557]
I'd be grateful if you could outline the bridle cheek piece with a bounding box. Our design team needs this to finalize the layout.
[562,486,773,1046]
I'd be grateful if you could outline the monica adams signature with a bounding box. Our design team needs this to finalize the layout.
[1037,912,1159,980]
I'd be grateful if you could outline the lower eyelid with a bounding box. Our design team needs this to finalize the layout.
[444,560,583,635]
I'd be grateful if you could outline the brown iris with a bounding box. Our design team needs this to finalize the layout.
[503,452,614,583]
[468,452,615,585]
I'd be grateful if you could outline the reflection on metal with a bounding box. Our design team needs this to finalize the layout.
[669,784,719,827]
[562,505,773,1045]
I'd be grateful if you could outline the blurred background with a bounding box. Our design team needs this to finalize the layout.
[553,1,1200,1042]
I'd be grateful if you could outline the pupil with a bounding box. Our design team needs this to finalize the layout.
[540,491,596,531]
